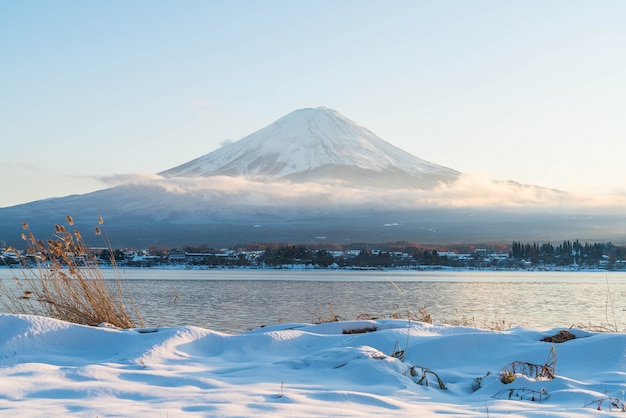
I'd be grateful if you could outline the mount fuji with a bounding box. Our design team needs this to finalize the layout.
[159,107,460,189]
[0,107,623,248]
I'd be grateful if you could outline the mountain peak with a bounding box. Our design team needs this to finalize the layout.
[159,107,460,188]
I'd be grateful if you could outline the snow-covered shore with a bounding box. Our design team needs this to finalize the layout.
[1,314,624,416]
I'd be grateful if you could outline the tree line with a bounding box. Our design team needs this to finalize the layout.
[5,239,625,269]
[511,240,624,267]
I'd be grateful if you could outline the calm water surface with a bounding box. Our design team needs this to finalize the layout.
[2,269,625,334]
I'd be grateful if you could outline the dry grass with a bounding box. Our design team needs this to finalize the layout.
[353,306,433,323]
[499,346,557,384]
[1,216,142,328]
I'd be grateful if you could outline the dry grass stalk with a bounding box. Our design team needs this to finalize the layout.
[409,365,448,390]
[311,302,343,324]
[499,346,556,384]
[1,216,143,328]
[584,392,626,412]
[492,387,550,402]
[541,329,576,343]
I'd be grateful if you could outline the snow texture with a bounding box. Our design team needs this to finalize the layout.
[0,313,623,417]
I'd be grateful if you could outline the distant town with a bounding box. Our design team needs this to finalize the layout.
[2,240,626,271]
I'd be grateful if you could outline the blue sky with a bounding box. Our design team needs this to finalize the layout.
[2,1,626,208]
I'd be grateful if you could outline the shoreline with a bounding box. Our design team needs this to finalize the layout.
[0,264,616,273]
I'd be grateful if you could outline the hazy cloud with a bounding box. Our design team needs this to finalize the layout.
[93,171,626,211]
[95,173,159,186]
[0,162,39,171]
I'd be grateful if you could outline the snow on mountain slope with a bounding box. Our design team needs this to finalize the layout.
[159,107,460,188]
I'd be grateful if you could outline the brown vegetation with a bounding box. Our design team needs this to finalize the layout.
[1,216,142,328]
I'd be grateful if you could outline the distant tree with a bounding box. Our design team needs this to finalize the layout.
[312,250,335,267]
[148,245,168,257]
[258,245,311,266]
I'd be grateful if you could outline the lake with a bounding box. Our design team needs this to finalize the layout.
[2,268,625,334]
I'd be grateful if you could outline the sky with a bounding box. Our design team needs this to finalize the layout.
[2,1,626,208]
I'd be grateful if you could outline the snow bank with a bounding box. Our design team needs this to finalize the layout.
[0,314,623,416]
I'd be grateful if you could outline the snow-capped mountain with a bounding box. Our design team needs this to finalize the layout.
[2,107,619,249]
[159,107,460,188]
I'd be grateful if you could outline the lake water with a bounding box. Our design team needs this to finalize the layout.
[2,268,625,334]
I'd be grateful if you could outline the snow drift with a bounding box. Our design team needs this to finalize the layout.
[0,313,624,416]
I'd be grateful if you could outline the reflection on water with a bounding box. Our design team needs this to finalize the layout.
[2,269,625,334]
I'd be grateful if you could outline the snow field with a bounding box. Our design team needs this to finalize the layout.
[0,314,624,416]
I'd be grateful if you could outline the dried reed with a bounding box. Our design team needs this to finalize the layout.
[1,216,142,328]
